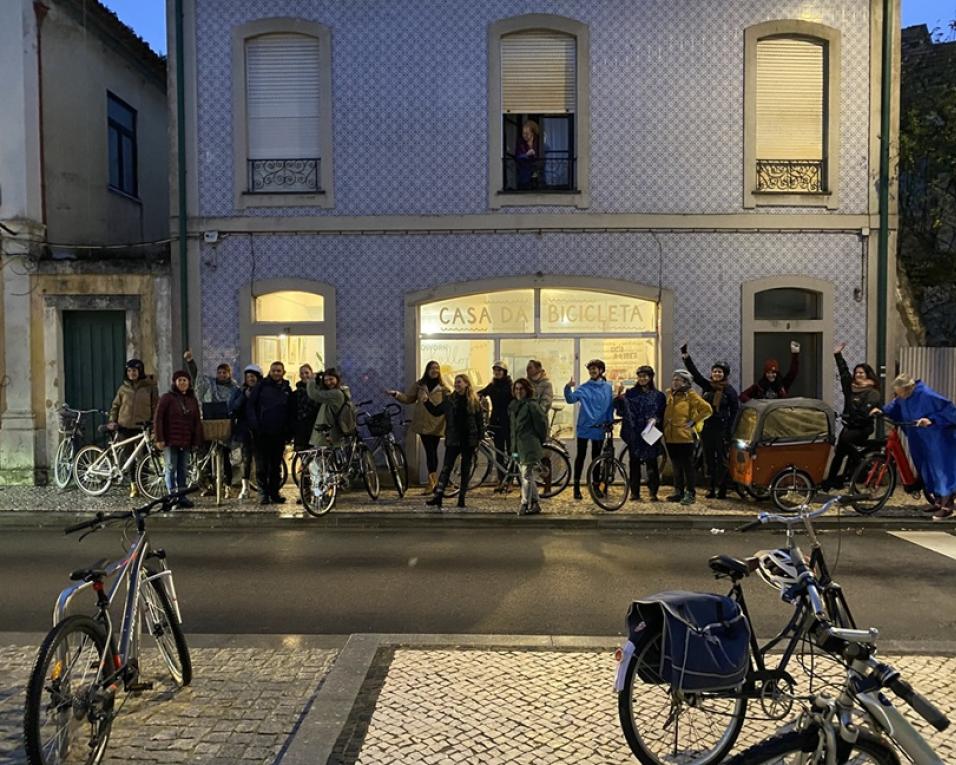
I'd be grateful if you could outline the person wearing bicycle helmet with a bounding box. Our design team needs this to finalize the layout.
[681,344,739,499]
[663,369,712,505]
[565,359,614,500]
[877,375,956,520]
[822,342,880,491]
[614,365,666,501]
[108,358,159,498]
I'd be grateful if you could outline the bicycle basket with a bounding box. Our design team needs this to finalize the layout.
[626,591,750,692]
[366,412,393,437]
[57,407,80,434]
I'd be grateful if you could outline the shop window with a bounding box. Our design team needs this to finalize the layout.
[255,291,325,322]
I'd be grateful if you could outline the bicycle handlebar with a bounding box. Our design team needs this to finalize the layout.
[746,494,867,530]
[64,487,199,536]
[887,675,951,732]
[872,412,920,427]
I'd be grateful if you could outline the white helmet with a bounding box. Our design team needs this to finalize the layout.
[754,548,799,591]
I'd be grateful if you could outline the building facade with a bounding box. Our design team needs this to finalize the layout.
[174,0,901,464]
[0,0,171,483]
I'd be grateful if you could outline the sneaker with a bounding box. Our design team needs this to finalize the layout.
[680,492,695,506]
[705,490,717,499]
[666,493,682,502]
[259,496,271,505]
[648,495,661,502]
[932,507,954,522]
[177,497,195,509]
[270,495,286,504]
[528,503,542,515]
[573,488,583,500]
[518,503,529,516]
[716,488,727,499]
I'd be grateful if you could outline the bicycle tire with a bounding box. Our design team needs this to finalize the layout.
[618,631,746,765]
[446,443,493,497]
[848,452,896,515]
[536,444,571,498]
[385,442,406,497]
[291,452,303,488]
[141,573,192,686]
[24,615,112,765]
[360,446,380,500]
[587,455,629,511]
[769,468,816,512]
[723,726,899,764]
[72,445,113,497]
[136,453,168,501]
[301,456,337,516]
[52,439,76,489]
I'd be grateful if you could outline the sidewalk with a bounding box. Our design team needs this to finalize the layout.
[0,482,946,530]
[2,633,953,764]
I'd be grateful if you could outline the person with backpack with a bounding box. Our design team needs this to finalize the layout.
[153,370,203,507]
[228,364,262,500]
[565,359,614,500]
[509,378,548,515]
[247,361,294,504]
[424,374,485,510]
[478,361,514,490]
[307,367,355,447]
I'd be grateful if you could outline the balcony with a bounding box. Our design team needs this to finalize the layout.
[501,156,576,193]
[755,159,827,193]
[247,158,321,194]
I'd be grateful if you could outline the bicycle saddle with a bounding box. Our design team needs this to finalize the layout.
[70,558,110,582]
[708,554,756,580]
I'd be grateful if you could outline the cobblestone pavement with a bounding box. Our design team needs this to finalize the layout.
[347,649,956,765]
[0,481,935,520]
[0,643,337,765]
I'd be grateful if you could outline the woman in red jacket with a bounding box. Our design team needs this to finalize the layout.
[154,370,204,506]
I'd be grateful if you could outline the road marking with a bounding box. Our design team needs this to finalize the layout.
[888,531,956,562]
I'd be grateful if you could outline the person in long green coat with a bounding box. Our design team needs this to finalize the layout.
[509,378,548,516]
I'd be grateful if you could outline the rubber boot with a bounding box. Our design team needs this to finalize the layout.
[421,472,438,495]
[129,482,140,499]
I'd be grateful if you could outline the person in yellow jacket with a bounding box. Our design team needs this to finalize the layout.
[663,369,712,505]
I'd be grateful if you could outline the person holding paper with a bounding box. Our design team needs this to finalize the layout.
[681,344,739,499]
[614,365,667,502]
[663,369,713,506]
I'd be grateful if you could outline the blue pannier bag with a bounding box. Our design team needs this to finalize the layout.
[625,591,750,692]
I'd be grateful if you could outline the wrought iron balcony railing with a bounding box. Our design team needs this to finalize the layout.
[756,159,827,193]
[502,156,576,192]
[248,158,321,194]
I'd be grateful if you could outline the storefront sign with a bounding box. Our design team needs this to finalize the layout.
[420,290,534,334]
[541,289,655,334]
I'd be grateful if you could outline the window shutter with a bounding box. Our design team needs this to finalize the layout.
[245,34,321,159]
[755,37,825,159]
[501,30,576,113]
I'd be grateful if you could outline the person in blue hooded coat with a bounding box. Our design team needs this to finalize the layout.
[876,374,956,521]
[565,359,614,500]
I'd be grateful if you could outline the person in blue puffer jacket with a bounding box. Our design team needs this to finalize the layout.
[565,359,614,499]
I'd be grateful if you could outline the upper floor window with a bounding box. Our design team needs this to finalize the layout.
[501,31,576,193]
[743,21,841,209]
[488,15,591,209]
[107,93,137,197]
[232,19,334,209]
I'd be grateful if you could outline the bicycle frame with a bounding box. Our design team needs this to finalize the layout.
[93,430,150,479]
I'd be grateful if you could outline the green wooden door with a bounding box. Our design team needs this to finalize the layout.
[62,311,126,444]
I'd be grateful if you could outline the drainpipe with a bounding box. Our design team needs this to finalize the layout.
[34,2,49,229]
[876,0,893,395]
[174,0,189,354]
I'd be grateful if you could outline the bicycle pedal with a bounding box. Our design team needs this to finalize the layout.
[126,681,154,692]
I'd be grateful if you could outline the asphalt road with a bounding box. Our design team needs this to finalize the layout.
[1,525,954,641]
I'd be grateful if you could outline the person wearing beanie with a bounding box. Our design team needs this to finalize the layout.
[228,364,263,499]
[614,365,666,501]
[248,361,294,504]
[565,359,614,500]
[478,361,514,490]
[740,342,801,402]
[107,358,159,498]
[663,369,712,505]
[153,370,203,507]
[681,344,739,498]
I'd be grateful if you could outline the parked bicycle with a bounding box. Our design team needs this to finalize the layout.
[615,495,861,765]
[588,420,630,511]
[23,489,194,765]
[358,402,409,497]
[298,424,380,516]
[73,423,164,498]
[52,406,103,490]
[849,414,938,515]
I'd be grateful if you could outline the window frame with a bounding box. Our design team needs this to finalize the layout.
[231,18,334,210]
[487,15,591,209]
[743,20,841,210]
[107,92,138,198]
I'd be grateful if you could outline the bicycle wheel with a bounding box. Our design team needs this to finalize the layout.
[536,444,571,498]
[769,469,816,512]
[468,443,494,489]
[301,457,337,516]
[618,631,746,765]
[136,452,167,501]
[360,446,380,500]
[52,439,76,490]
[72,446,113,497]
[140,573,192,686]
[291,453,303,488]
[848,453,896,515]
[279,452,290,487]
[385,442,406,497]
[723,727,898,764]
[587,456,629,511]
[24,615,112,765]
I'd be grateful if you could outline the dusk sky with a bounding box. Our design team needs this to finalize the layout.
[101,0,954,57]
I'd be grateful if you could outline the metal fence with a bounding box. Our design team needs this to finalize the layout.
[897,347,956,400]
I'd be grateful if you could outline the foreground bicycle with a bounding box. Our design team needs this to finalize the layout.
[23,489,194,765]
[616,495,861,765]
